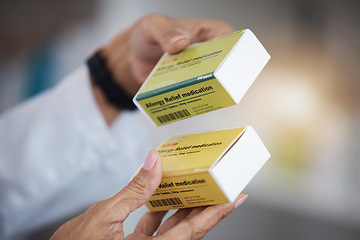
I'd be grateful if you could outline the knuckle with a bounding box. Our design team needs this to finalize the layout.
[87,199,112,219]
[210,206,231,224]
[212,20,234,32]
[216,209,228,221]
[88,201,103,214]
[183,221,207,240]
[146,13,165,19]
[126,174,148,196]
[216,204,233,221]
[143,13,167,25]
[191,225,207,240]
[213,19,229,27]
[106,224,125,239]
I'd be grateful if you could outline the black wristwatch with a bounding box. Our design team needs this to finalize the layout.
[86,50,137,110]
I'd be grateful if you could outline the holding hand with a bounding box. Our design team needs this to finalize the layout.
[104,13,234,96]
[74,15,245,239]
[50,151,247,240]
[93,14,234,125]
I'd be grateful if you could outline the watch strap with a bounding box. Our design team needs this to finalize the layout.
[86,50,137,110]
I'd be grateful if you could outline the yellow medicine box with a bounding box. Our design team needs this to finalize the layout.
[133,30,270,126]
[146,126,270,211]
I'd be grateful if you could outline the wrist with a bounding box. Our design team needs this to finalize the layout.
[87,49,137,110]
[90,77,121,126]
[103,29,139,96]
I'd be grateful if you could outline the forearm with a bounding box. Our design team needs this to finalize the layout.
[89,29,136,126]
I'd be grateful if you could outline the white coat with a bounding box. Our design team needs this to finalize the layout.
[0,65,151,239]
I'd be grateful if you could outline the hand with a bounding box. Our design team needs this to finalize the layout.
[93,14,234,125]
[104,13,234,96]
[126,193,248,240]
[50,150,248,240]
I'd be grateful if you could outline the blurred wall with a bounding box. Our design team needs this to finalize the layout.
[1,0,360,239]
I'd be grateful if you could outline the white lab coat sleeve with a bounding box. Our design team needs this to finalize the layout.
[0,65,151,239]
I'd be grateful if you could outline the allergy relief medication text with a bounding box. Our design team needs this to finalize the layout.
[146,127,270,211]
[133,29,270,126]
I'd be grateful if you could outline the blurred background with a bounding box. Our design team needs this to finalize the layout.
[1,0,360,239]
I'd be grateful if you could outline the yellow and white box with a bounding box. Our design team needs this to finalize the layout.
[146,126,270,211]
[133,30,270,126]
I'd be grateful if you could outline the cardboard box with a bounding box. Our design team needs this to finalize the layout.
[133,30,270,126]
[146,126,270,211]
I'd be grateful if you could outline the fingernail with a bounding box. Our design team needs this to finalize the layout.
[169,35,187,44]
[143,151,157,171]
[235,195,248,208]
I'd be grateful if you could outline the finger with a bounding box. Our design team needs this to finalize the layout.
[134,211,168,236]
[202,19,235,38]
[162,193,248,240]
[184,206,207,219]
[106,150,163,223]
[144,14,191,54]
[184,19,235,43]
[157,207,206,235]
[156,206,207,235]
[140,14,234,55]
[152,17,234,54]
[156,208,192,235]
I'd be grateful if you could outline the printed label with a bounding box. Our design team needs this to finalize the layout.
[146,172,228,211]
[137,77,236,126]
[135,31,245,126]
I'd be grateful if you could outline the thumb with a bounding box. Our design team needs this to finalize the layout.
[145,14,191,53]
[162,34,191,54]
[108,150,163,222]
